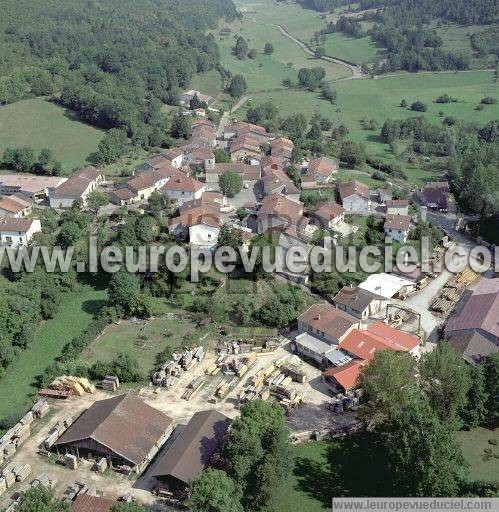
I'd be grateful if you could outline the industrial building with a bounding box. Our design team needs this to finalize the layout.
[53,394,173,473]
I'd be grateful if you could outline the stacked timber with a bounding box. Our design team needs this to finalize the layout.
[102,375,120,391]
[50,375,96,396]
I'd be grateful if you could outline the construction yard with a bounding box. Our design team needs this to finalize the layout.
[0,339,346,510]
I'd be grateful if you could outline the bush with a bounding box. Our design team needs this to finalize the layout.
[481,96,497,105]
[410,101,427,112]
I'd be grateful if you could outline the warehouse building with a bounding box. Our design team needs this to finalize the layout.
[54,394,173,473]
[152,410,231,490]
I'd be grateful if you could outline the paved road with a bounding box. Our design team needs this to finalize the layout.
[217,95,251,137]
[274,24,364,80]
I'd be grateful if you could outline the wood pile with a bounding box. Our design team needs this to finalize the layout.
[430,268,479,314]
[50,375,96,396]
[102,375,120,392]
[182,377,205,401]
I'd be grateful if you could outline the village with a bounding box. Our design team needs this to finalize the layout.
[0,89,497,511]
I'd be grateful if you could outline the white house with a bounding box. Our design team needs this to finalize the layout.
[49,166,104,208]
[339,181,371,214]
[384,214,412,243]
[162,149,184,169]
[0,175,67,201]
[0,218,42,248]
[110,169,172,205]
[385,199,409,216]
[311,202,345,230]
[163,175,205,206]
[169,204,220,249]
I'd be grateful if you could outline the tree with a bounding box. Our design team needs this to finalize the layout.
[248,49,257,59]
[314,47,326,58]
[218,224,243,253]
[170,113,191,139]
[17,487,69,511]
[460,364,488,429]
[264,42,274,55]
[188,469,244,512]
[340,140,366,167]
[214,148,231,163]
[86,190,109,212]
[56,221,82,248]
[410,101,427,112]
[98,128,128,164]
[400,99,407,107]
[223,400,293,511]
[483,353,499,427]
[90,352,143,382]
[234,37,249,60]
[236,207,248,221]
[228,74,247,99]
[382,399,466,497]
[219,171,243,197]
[359,350,420,427]
[321,83,337,103]
[419,342,471,427]
[108,271,141,315]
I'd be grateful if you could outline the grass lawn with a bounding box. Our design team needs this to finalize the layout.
[323,32,381,65]
[0,98,105,172]
[190,69,223,98]
[82,315,216,375]
[277,434,391,511]
[0,285,107,421]
[457,427,499,483]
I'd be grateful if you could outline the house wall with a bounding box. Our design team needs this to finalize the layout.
[0,220,42,248]
[384,228,408,243]
[167,187,204,206]
[343,194,370,214]
[387,205,409,216]
[0,206,32,218]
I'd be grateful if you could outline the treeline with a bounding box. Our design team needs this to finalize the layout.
[0,0,237,145]
[297,0,351,11]
[358,0,497,25]
[380,116,499,215]
[2,147,62,175]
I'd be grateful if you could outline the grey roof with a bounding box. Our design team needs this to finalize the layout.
[295,333,334,355]
[324,349,353,366]
[152,410,231,484]
[331,286,382,313]
[448,332,498,365]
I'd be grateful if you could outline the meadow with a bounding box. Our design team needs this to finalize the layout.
[0,285,107,422]
[0,98,105,172]
[82,315,216,375]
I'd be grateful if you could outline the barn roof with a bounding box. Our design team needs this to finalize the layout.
[54,394,173,466]
[152,410,231,484]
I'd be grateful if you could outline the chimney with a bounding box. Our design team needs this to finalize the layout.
[359,320,368,330]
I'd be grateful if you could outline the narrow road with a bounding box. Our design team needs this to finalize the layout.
[217,94,251,136]
[274,24,364,80]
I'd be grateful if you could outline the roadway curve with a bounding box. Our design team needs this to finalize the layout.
[274,24,364,80]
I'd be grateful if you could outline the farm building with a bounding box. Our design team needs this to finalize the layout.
[53,394,173,473]
[49,166,104,208]
[445,277,499,344]
[0,218,42,248]
[331,286,387,320]
[152,410,231,490]
[71,494,114,512]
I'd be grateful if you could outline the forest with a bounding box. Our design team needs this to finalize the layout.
[0,0,237,145]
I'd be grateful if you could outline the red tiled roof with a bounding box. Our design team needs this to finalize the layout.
[164,175,204,193]
[0,194,32,213]
[308,157,338,176]
[384,214,412,231]
[323,360,364,390]
[313,201,344,221]
[170,204,220,229]
[385,199,409,207]
[259,193,303,219]
[72,494,114,512]
[338,180,370,201]
[0,217,38,232]
[299,303,358,341]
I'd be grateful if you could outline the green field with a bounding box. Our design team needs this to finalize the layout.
[323,32,381,65]
[239,70,498,184]
[214,1,350,94]
[190,69,224,98]
[0,285,107,421]
[457,427,499,483]
[0,98,105,172]
[82,315,216,375]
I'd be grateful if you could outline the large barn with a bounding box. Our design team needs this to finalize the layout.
[54,394,173,473]
[152,410,231,490]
